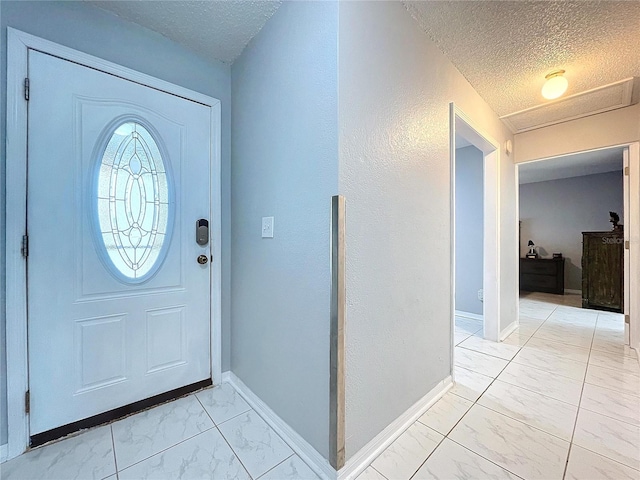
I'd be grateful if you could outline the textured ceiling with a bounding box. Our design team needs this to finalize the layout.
[405,1,640,117]
[88,0,282,63]
[519,147,623,184]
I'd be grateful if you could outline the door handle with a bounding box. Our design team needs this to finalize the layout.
[197,254,209,265]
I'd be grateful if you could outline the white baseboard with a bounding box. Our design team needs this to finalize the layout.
[337,376,453,480]
[1,443,7,463]
[564,289,581,295]
[499,321,518,341]
[454,310,483,321]
[224,371,335,480]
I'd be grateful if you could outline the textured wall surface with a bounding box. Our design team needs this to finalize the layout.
[230,1,338,460]
[456,146,484,315]
[405,1,640,116]
[514,104,640,163]
[520,171,624,291]
[338,1,516,459]
[90,0,281,63]
[0,0,231,446]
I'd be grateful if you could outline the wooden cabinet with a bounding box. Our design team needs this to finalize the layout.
[520,257,565,294]
[582,231,624,313]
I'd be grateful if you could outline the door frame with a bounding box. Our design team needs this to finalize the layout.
[514,142,640,353]
[5,28,222,460]
[449,103,502,362]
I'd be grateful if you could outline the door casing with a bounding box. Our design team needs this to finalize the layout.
[5,28,222,460]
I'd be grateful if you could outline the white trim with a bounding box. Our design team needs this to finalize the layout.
[624,147,630,345]
[225,372,335,480]
[5,28,222,461]
[1,444,8,463]
[628,143,640,351]
[337,377,453,480]
[500,78,634,134]
[451,104,502,343]
[499,321,519,341]
[454,310,484,322]
[449,103,456,385]
[564,289,581,295]
[514,161,521,322]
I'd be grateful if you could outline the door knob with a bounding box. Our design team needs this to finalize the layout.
[197,254,208,265]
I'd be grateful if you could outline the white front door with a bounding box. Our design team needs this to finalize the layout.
[27,50,213,435]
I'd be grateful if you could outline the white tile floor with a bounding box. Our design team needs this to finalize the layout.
[3,293,639,479]
[1,383,319,480]
[359,292,640,480]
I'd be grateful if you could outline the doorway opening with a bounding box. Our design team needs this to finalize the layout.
[453,130,485,337]
[449,103,501,367]
[516,144,639,352]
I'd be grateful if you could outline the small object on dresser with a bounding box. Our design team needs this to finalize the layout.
[609,211,623,231]
[552,253,563,259]
[526,240,538,258]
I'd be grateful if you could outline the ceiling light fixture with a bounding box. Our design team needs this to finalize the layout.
[541,70,568,100]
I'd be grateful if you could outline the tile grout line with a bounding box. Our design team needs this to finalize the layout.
[110,425,119,480]
[115,394,217,474]
[211,385,320,479]
[418,312,538,480]
[407,430,448,480]
[370,465,389,479]
[438,302,574,478]
[561,309,598,480]
[116,425,219,474]
[193,390,255,480]
[445,437,525,480]
[254,453,295,479]
[424,320,533,479]
[581,377,640,398]
[214,423,255,479]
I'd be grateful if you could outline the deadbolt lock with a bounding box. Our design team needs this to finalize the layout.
[197,254,209,265]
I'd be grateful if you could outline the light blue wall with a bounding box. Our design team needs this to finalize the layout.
[455,146,484,315]
[520,171,623,290]
[0,0,232,446]
[230,1,338,460]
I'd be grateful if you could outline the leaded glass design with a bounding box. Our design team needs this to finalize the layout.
[97,121,170,281]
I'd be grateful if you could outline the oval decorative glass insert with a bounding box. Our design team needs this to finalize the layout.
[96,121,171,282]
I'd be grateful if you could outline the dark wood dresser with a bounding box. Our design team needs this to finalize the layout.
[582,231,624,313]
[519,257,565,294]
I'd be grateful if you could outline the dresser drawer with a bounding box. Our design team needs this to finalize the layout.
[520,260,557,275]
[519,258,564,294]
[521,273,558,289]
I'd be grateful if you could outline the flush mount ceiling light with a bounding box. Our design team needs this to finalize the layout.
[541,70,568,100]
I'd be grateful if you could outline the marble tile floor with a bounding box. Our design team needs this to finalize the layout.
[360,293,640,480]
[1,383,320,480]
[3,293,639,480]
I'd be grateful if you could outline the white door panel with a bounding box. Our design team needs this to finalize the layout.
[28,50,212,435]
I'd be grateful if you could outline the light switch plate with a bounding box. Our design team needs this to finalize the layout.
[262,216,274,238]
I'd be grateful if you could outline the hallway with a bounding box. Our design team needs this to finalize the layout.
[2,294,638,479]
[359,293,639,479]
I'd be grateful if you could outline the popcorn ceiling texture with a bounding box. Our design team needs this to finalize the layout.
[405,1,640,116]
[90,1,282,63]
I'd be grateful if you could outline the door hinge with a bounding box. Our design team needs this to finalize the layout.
[625,314,630,324]
[21,234,29,258]
[624,166,629,176]
[24,77,30,101]
[25,390,30,414]
[625,240,630,250]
